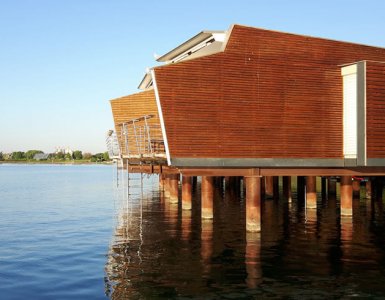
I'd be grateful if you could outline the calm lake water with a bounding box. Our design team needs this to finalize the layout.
[1,164,385,299]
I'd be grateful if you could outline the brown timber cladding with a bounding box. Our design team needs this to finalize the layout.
[366,61,385,158]
[154,25,385,159]
[110,89,160,156]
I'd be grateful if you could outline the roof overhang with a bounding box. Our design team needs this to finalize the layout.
[138,71,153,90]
[156,30,226,63]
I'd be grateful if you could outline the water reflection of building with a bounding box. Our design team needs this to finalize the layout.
[105,171,385,298]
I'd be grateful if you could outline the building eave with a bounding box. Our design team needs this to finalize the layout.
[156,30,225,63]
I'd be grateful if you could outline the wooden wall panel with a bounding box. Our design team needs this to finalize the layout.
[155,25,385,159]
[366,61,385,158]
[110,89,160,156]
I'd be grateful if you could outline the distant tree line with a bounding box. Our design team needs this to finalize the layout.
[0,150,110,162]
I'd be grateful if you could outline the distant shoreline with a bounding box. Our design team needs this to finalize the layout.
[0,160,114,165]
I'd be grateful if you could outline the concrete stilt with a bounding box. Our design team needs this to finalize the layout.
[366,180,372,199]
[374,178,384,201]
[306,176,317,209]
[182,175,192,210]
[352,179,361,198]
[340,176,353,216]
[297,176,305,204]
[245,176,261,232]
[192,176,197,191]
[283,176,292,202]
[273,176,279,200]
[159,174,165,191]
[328,177,336,195]
[265,176,274,198]
[201,176,214,219]
[261,177,266,199]
[164,175,171,198]
[169,174,179,204]
[321,177,327,200]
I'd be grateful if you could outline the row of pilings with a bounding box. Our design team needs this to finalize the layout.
[159,174,385,232]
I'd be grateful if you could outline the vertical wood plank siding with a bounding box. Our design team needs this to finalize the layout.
[154,25,385,159]
[110,89,160,156]
[366,61,385,158]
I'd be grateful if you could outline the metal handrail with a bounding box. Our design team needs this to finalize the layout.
[119,116,165,158]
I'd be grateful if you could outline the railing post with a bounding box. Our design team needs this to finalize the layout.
[144,116,153,155]
[132,120,140,155]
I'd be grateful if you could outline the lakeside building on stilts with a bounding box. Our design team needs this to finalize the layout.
[108,24,385,232]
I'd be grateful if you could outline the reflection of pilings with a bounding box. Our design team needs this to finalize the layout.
[340,216,353,250]
[340,176,353,216]
[305,206,317,228]
[201,176,214,219]
[245,232,262,288]
[201,220,213,276]
[181,210,191,241]
[245,176,261,232]
[164,198,178,237]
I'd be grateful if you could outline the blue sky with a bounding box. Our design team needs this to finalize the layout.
[1,0,385,153]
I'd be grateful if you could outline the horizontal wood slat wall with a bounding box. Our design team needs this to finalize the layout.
[155,25,385,159]
[366,61,385,158]
[110,89,160,156]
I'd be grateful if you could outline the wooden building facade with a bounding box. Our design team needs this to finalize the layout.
[111,24,385,168]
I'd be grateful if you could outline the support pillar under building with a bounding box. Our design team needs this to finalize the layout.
[352,179,361,198]
[328,177,336,195]
[164,175,171,198]
[340,176,353,216]
[265,176,274,198]
[169,174,179,204]
[306,176,317,209]
[201,176,214,219]
[182,175,192,210]
[283,176,292,202]
[159,174,165,191]
[366,180,372,199]
[245,176,261,232]
[321,177,327,200]
[297,176,305,204]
